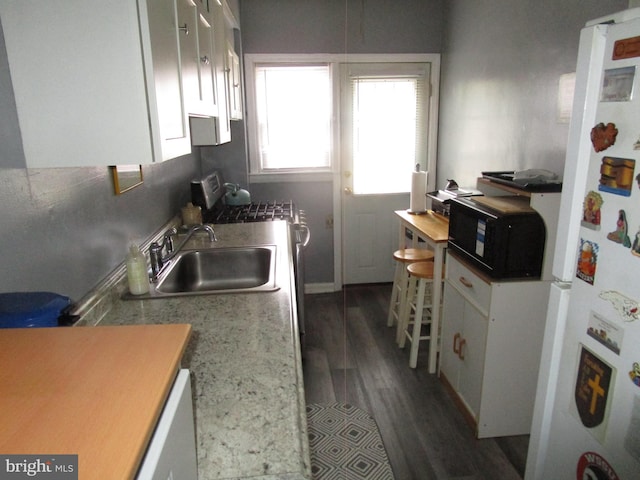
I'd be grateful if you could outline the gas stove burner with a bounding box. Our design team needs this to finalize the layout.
[212,200,295,223]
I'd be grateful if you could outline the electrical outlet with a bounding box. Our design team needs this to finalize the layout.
[325,214,334,229]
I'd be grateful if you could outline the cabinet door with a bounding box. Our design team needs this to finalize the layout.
[457,303,488,420]
[442,276,488,422]
[214,3,231,143]
[187,0,231,145]
[178,0,218,117]
[176,0,200,115]
[441,283,465,385]
[227,43,243,120]
[196,8,218,116]
[0,0,192,166]
[136,370,197,480]
[146,0,192,161]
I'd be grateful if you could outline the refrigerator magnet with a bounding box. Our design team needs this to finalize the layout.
[606,209,632,247]
[613,34,640,60]
[598,157,635,196]
[577,239,599,285]
[600,66,635,102]
[591,122,618,152]
[582,191,603,230]
[576,451,620,480]
[571,344,616,443]
[632,224,640,256]
[599,291,640,322]
[630,364,640,388]
[586,311,623,355]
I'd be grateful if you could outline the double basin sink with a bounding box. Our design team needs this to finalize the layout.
[126,245,278,299]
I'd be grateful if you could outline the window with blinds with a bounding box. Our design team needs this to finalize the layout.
[347,63,429,194]
[253,63,332,171]
[244,55,434,183]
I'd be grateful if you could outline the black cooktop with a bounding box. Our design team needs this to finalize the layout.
[206,200,295,224]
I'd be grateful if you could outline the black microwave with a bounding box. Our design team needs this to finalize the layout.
[447,196,546,280]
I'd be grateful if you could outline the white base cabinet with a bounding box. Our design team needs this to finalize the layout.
[136,369,198,480]
[441,253,550,438]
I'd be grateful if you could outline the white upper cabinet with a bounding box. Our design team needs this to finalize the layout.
[0,0,190,167]
[227,41,243,120]
[177,0,219,117]
[196,7,218,115]
[189,0,232,145]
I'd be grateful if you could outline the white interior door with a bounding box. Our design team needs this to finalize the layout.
[341,62,436,284]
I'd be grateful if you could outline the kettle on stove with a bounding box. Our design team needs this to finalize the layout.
[223,183,251,206]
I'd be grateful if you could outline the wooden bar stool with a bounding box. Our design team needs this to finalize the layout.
[387,248,434,330]
[398,261,442,369]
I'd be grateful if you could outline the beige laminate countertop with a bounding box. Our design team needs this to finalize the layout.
[0,323,191,480]
[96,221,310,480]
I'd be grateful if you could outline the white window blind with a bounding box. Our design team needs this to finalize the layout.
[348,64,429,194]
[254,64,332,171]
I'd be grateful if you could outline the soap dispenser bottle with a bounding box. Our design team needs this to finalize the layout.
[126,244,149,295]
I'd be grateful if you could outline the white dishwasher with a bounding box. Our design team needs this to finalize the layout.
[136,369,198,480]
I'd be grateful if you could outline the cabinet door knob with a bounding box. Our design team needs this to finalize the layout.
[200,56,210,65]
[458,339,466,360]
[179,23,189,35]
[453,332,460,354]
[459,276,473,288]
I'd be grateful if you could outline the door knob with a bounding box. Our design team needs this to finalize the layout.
[344,187,353,195]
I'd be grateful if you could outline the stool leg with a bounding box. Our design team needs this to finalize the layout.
[387,262,403,327]
[409,278,428,368]
[397,272,416,346]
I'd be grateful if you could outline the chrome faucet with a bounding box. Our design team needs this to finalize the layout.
[149,224,217,280]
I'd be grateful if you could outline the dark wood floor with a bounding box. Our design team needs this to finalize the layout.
[302,284,529,480]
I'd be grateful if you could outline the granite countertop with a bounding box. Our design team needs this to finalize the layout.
[94,221,310,480]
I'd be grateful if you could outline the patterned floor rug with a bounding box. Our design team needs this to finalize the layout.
[306,403,395,480]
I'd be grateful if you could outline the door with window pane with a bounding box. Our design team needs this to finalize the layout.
[341,62,432,284]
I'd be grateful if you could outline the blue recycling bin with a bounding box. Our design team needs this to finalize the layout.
[0,292,70,328]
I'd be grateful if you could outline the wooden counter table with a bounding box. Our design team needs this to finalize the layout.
[394,209,449,374]
[0,324,192,480]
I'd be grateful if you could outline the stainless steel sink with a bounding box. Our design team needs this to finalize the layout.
[125,245,278,299]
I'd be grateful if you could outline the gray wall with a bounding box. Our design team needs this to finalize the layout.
[240,0,444,54]
[0,21,200,301]
[437,0,628,189]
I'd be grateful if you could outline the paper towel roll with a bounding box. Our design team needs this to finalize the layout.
[410,170,428,213]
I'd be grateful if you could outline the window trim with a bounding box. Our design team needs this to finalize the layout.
[244,53,440,184]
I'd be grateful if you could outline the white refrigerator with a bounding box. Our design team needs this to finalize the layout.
[526,8,640,480]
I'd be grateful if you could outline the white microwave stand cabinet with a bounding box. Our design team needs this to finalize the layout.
[440,181,561,439]
[441,253,552,438]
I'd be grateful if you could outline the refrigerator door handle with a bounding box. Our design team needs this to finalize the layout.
[525,282,571,479]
